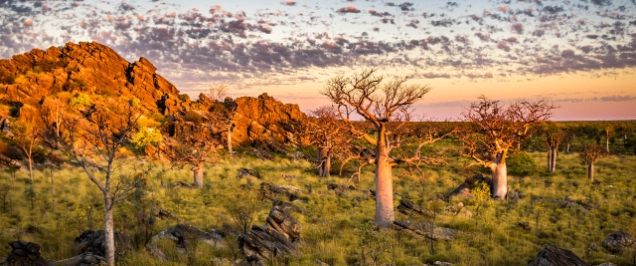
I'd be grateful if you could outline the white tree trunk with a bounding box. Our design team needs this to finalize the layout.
[193,164,204,188]
[227,126,233,155]
[103,196,115,266]
[28,157,33,182]
[375,125,394,228]
[547,150,552,172]
[550,149,557,173]
[588,163,594,182]
[491,162,508,199]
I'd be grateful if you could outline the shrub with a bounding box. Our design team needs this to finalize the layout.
[68,93,92,108]
[130,97,141,108]
[507,151,537,176]
[131,127,163,148]
[184,110,203,125]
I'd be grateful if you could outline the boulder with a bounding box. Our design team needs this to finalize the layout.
[449,174,490,199]
[4,241,53,266]
[602,230,636,254]
[239,204,301,261]
[237,168,261,179]
[55,252,106,266]
[146,224,224,262]
[527,245,589,266]
[260,182,302,201]
[73,230,134,260]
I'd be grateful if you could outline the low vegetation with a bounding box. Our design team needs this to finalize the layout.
[0,143,634,265]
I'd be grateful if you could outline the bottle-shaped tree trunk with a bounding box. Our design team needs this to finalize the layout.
[490,155,508,199]
[103,195,115,266]
[193,164,204,188]
[588,163,594,182]
[375,124,394,228]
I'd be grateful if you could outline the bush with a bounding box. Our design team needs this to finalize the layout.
[131,127,162,148]
[507,151,537,176]
[184,111,203,125]
[68,93,92,108]
[130,97,141,108]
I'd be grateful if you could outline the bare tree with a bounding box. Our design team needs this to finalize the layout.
[166,111,220,188]
[603,124,613,154]
[461,96,555,199]
[208,98,238,156]
[207,84,229,102]
[50,106,145,266]
[321,69,434,228]
[579,143,608,182]
[12,118,41,182]
[543,123,564,173]
[304,105,350,177]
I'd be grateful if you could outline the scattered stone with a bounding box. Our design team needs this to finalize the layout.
[273,200,308,215]
[527,244,589,266]
[260,182,302,201]
[156,208,179,220]
[237,168,261,179]
[592,180,601,186]
[445,202,464,215]
[55,252,106,266]
[209,257,231,266]
[313,259,329,266]
[73,230,134,260]
[397,198,433,217]
[602,230,636,254]
[587,243,600,253]
[596,263,617,266]
[434,262,454,266]
[290,151,306,161]
[572,181,580,187]
[239,203,301,261]
[246,149,274,160]
[517,222,531,231]
[282,174,298,181]
[532,196,596,211]
[146,224,224,262]
[392,220,459,241]
[4,241,53,266]
[327,183,356,191]
[449,174,491,200]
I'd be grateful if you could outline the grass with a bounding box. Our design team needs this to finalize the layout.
[0,148,635,265]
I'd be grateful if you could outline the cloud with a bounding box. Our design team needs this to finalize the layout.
[336,6,360,14]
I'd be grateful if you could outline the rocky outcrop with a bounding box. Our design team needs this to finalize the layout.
[602,230,636,254]
[3,241,53,266]
[232,93,307,152]
[238,204,301,262]
[73,230,134,260]
[397,198,434,217]
[527,245,589,266]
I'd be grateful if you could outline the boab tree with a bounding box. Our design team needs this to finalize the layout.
[49,105,145,266]
[461,96,555,199]
[166,110,220,188]
[208,97,238,156]
[305,105,349,177]
[579,143,608,182]
[321,69,435,228]
[543,122,565,173]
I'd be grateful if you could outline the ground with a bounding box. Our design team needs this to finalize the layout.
[0,144,635,266]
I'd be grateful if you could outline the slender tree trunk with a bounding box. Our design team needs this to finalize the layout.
[103,195,115,266]
[375,125,394,228]
[28,157,33,182]
[317,147,330,177]
[550,149,557,173]
[588,163,594,182]
[566,142,571,153]
[227,126,233,155]
[50,170,55,214]
[491,158,508,199]
[193,163,204,188]
[547,149,552,172]
[606,134,610,153]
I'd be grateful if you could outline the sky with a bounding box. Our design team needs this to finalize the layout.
[1,0,635,120]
